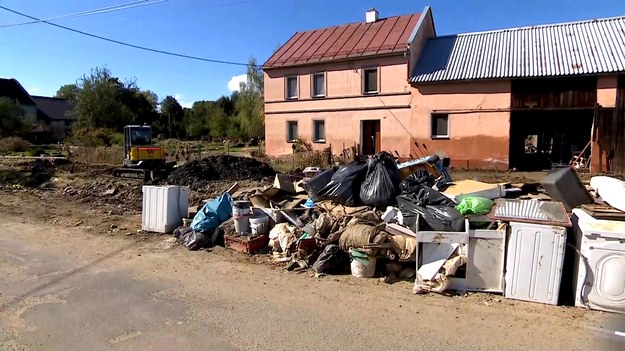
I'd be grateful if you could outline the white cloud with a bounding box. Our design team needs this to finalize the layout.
[28,87,41,95]
[227,74,247,92]
[174,94,193,109]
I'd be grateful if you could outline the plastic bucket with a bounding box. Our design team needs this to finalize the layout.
[350,249,376,278]
[233,201,252,217]
[249,216,269,235]
[234,216,250,235]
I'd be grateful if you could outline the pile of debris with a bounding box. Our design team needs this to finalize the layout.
[159,150,625,313]
[166,155,276,190]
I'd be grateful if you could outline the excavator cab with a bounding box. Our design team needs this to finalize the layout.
[113,125,169,180]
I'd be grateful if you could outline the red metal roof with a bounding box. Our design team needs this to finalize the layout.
[263,13,421,69]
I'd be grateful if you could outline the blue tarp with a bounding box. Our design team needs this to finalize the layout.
[190,193,233,233]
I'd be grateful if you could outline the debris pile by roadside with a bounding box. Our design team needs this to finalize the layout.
[145,152,625,315]
[166,155,276,190]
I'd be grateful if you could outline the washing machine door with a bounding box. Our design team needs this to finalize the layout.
[587,242,625,313]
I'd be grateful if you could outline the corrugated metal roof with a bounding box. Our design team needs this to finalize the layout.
[263,13,421,69]
[411,16,625,83]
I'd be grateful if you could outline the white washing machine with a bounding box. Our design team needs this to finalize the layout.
[505,222,567,305]
[572,209,625,314]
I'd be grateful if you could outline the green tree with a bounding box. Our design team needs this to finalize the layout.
[55,84,79,101]
[69,66,158,131]
[235,57,264,140]
[159,95,184,138]
[0,97,27,137]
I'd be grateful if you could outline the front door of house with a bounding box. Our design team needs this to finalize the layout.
[362,120,381,155]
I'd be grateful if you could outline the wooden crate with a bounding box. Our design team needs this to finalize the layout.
[581,204,625,220]
[224,234,269,254]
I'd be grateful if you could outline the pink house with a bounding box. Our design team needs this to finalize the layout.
[262,8,427,157]
[264,7,625,173]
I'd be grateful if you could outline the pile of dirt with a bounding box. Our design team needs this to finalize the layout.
[166,155,276,190]
[62,181,144,215]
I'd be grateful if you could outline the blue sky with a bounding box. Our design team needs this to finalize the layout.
[0,0,623,106]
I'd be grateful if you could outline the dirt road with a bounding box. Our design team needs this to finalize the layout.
[0,204,606,351]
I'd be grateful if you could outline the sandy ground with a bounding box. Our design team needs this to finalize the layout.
[0,184,615,351]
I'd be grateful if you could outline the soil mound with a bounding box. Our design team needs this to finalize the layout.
[167,155,275,189]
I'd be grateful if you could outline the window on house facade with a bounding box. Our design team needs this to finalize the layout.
[313,120,325,142]
[431,113,449,138]
[285,76,298,99]
[312,73,325,97]
[362,68,378,94]
[287,121,298,142]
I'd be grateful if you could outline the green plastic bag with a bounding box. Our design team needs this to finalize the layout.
[455,197,494,215]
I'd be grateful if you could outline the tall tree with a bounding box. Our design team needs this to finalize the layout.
[159,95,184,138]
[235,57,264,139]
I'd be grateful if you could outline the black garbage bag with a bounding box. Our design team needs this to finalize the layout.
[417,205,465,232]
[306,167,338,202]
[318,162,367,206]
[180,230,210,251]
[312,244,349,274]
[400,169,435,193]
[396,186,461,232]
[359,152,401,208]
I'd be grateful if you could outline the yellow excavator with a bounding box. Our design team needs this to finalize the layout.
[112,124,173,180]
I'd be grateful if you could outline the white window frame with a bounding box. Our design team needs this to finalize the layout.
[312,119,325,143]
[362,67,380,95]
[286,120,298,142]
[430,113,450,139]
[285,76,299,100]
[311,72,326,98]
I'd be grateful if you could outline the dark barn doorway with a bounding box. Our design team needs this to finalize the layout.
[509,76,597,170]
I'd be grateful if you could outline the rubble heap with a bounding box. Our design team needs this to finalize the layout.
[167,155,276,190]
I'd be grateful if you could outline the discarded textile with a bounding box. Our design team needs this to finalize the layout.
[338,224,387,251]
[390,235,417,260]
[455,197,494,215]
[413,252,467,294]
[318,163,367,206]
[269,223,297,252]
[191,193,233,233]
[359,152,400,208]
[312,244,348,274]
[400,169,435,193]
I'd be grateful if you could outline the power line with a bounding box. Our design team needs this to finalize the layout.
[0,4,255,67]
[0,0,169,28]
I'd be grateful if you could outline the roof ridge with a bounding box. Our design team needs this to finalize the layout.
[293,12,418,34]
[435,14,625,38]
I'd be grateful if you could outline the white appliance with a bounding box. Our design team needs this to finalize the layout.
[505,222,567,305]
[572,209,625,314]
[142,185,189,233]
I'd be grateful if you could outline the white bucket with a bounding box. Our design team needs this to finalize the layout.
[234,215,250,235]
[249,216,269,235]
[350,256,377,278]
[233,201,252,217]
